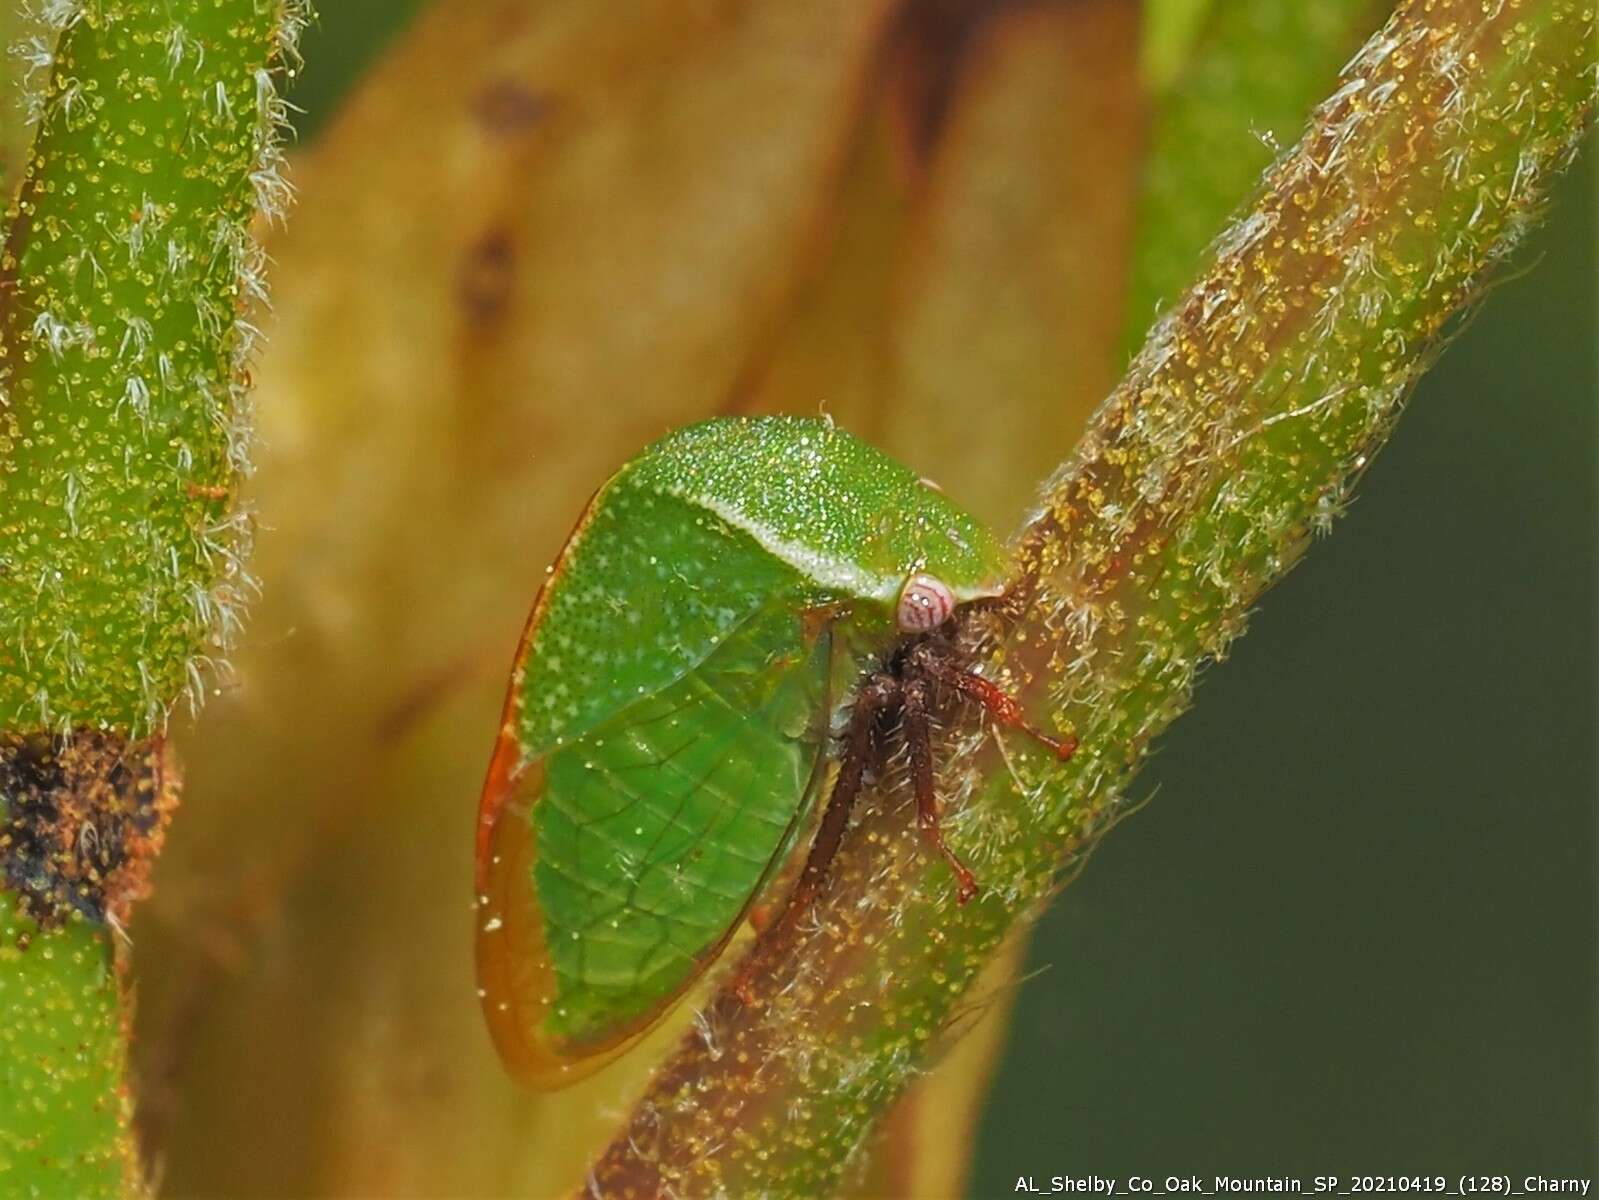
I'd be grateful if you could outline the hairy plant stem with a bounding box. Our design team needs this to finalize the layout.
[0,2,302,1193]
[587,0,1596,1194]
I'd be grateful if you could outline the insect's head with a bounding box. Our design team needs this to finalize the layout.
[896,572,958,634]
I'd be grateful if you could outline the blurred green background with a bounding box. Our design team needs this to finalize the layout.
[287,2,1594,1191]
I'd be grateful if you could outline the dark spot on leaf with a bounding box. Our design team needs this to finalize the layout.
[459,227,518,328]
[473,80,554,138]
[0,730,177,933]
[374,654,477,744]
[885,0,1034,170]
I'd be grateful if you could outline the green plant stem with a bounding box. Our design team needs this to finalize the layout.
[0,0,290,732]
[587,0,1596,1194]
[0,893,127,1192]
[0,2,301,1193]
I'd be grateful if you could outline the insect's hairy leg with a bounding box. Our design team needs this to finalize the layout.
[733,674,898,1003]
[901,679,979,904]
[920,647,1079,761]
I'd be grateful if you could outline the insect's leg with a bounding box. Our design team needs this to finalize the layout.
[732,677,897,1003]
[928,658,1079,761]
[786,676,898,917]
[901,679,979,904]
[798,599,852,647]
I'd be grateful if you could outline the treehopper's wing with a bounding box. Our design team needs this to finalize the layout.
[478,599,835,1087]
[474,443,845,1088]
[475,417,1010,1088]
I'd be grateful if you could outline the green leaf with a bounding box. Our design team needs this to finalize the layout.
[1141,0,1216,92]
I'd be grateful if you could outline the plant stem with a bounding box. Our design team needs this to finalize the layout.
[0,2,302,1193]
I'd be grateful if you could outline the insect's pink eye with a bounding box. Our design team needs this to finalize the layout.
[897,573,956,633]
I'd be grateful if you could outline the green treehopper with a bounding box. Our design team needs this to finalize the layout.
[474,416,1076,1088]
